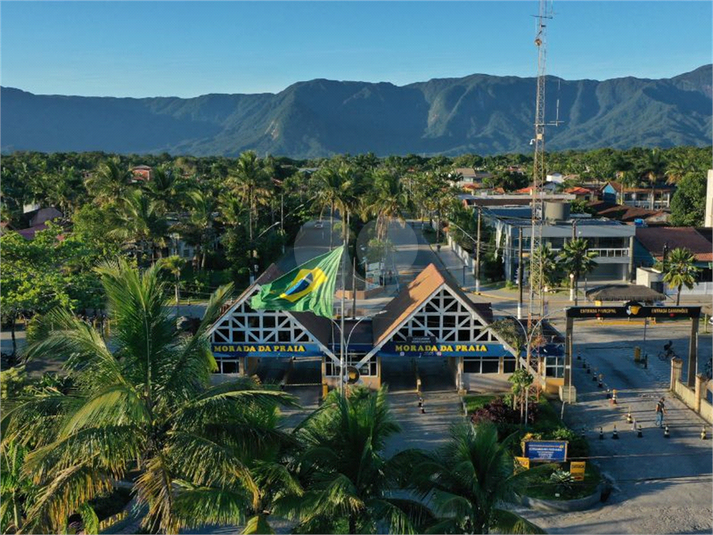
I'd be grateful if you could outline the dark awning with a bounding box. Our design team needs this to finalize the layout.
[585,284,667,303]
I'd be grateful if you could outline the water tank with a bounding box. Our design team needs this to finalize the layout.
[543,202,570,221]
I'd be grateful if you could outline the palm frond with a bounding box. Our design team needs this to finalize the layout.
[493,508,546,534]
[242,514,275,535]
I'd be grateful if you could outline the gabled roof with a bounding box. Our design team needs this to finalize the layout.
[636,227,713,262]
[565,187,595,195]
[602,181,675,194]
[211,263,333,347]
[371,263,493,347]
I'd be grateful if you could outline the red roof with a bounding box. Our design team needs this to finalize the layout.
[565,187,594,195]
[636,227,713,262]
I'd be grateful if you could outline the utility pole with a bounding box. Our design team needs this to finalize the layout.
[475,206,482,293]
[518,227,524,320]
[352,257,357,319]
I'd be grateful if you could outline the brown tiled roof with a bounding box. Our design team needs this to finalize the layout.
[565,187,594,195]
[587,201,665,222]
[636,227,713,262]
[371,263,494,347]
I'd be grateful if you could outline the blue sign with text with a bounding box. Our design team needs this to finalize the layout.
[524,441,568,462]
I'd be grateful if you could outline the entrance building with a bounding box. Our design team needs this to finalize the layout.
[208,263,562,392]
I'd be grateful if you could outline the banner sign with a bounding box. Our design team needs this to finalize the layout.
[567,304,700,319]
[515,456,530,470]
[211,343,322,357]
[570,461,586,481]
[524,441,568,462]
[380,342,508,357]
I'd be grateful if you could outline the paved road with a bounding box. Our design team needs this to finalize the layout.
[516,321,713,534]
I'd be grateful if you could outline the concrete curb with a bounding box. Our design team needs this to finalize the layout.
[517,483,604,512]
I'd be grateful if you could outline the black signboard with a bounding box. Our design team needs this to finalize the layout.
[567,303,700,319]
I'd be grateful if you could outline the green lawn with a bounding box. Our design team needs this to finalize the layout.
[463,394,498,413]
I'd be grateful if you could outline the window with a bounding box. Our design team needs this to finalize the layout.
[278,330,291,342]
[481,359,499,374]
[463,357,501,374]
[544,356,564,378]
[215,360,239,374]
[463,358,480,373]
[503,357,517,373]
[325,355,376,377]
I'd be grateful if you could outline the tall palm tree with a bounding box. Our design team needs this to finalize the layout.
[557,238,598,305]
[657,247,700,305]
[409,423,545,534]
[229,152,272,243]
[185,190,219,270]
[144,165,189,213]
[528,244,560,296]
[311,164,356,248]
[110,189,169,266]
[159,255,186,318]
[86,158,133,206]
[7,260,297,534]
[370,170,407,240]
[286,387,433,534]
[639,149,666,210]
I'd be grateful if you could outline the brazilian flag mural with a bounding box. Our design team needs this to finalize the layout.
[250,246,344,318]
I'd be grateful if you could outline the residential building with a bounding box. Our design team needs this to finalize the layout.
[586,201,668,225]
[487,204,637,282]
[131,165,153,182]
[600,181,675,211]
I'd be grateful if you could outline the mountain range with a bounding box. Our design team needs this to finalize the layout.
[2,65,711,158]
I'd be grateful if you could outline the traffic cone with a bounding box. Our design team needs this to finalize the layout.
[577,352,582,360]
[612,390,618,405]
[582,359,587,369]
[599,427,604,440]
[626,408,632,424]
[597,375,603,388]
[637,425,643,438]
[586,363,591,374]
[612,425,619,439]
[664,425,670,438]
[418,397,423,407]
[592,372,597,381]
[606,388,611,399]
[701,427,707,440]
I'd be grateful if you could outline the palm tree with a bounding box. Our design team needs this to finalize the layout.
[185,190,219,270]
[409,423,545,534]
[557,238,598,306]
[311,164,356,248]
[159,255,186,318]
[110,189,169,266]
[657,247,700,305]
[639,149,666,210]
[528,244,560,296]
[286,387,433,534]
[0,441,33,534]
[230,152,272,243]
[144,165,189,213]
[370,169,407,240]
[86,158,133,206]
[7,260,298,534]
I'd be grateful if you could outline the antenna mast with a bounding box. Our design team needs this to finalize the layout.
[528,0,554,322]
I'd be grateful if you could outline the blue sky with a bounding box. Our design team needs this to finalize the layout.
[1,1,711,98]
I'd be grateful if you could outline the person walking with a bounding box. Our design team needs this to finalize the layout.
[655,397,666,428]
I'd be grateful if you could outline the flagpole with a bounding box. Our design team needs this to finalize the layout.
[340,212,348,394]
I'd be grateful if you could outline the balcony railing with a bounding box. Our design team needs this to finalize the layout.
[590,248,629,258]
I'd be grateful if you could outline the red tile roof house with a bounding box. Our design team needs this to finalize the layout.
[131,165,153,182]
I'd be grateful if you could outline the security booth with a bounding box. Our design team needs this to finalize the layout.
[208,262,527,393]
[359,264,520,392]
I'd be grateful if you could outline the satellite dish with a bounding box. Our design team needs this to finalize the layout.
[346,365,360,384]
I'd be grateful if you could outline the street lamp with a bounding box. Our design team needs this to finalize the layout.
[330,310,386,392]
[505,307,571,424]
[569,272,575,303]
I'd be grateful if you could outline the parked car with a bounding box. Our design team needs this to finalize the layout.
[315,221,324,229]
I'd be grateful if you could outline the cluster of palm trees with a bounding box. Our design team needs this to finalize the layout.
[1,263,545,535]
[529,239,599,304]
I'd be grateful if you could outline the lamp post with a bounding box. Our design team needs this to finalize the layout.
[446,220,479,290]
[508,307,570,425]
[330,310,386,392]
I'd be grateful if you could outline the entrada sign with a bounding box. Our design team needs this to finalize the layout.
[567,305,700,319]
